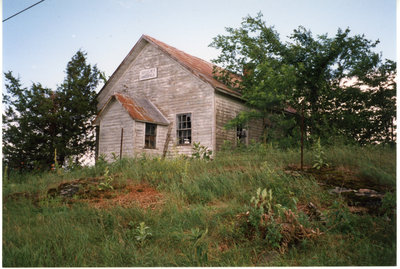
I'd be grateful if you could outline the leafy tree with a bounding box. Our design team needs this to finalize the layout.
[284,25,395,144]
[210,12,396,147]
[210,14,297,147]
[3,50,103,171]
[57,51,102,165]
[3,75,57,170]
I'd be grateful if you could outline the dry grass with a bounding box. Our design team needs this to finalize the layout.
[83,182,164,209]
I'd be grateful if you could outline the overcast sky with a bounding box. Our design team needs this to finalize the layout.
[3,0,396,92]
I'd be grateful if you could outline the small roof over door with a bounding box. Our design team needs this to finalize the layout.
[94,93,169,126]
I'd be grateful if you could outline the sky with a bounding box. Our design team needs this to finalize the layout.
[2,0,396,92]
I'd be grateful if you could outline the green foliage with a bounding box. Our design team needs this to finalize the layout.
[358,163,394,188]
[188,228,209,265]
[2,74,57,171]
[220,140,233,151]
[192,142,213,160]
[38,195,63,208]
[265,113,300,149]
[247,188,285,246]
[325,201,356,234]
[4,165,9,183]
[312,138,329,170]
[52,149,62,175]
[265,220,283,249]
[111,152,119,161]
[321,144,396,188]
[380,192,396,218]
[98,167,114,191]
[2,145,396,266]
[210,12,396,146]
[131,221,152,247]
[3,50,104,171]
[64,155,81,171]
[250,187,273,214]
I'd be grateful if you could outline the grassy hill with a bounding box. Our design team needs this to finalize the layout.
[3,144,396,266]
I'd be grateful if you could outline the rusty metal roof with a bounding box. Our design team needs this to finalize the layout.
[143,36,298,114]
[284,106,297,114]
[96,35,296,116]
[143,35,242,97]
[97,35,242,104]
[94,94,169,125]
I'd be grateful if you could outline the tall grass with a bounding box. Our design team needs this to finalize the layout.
[3,143,396,266]
[324,144,396,188]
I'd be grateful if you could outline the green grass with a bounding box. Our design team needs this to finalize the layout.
[3,144,396,266]
[323,144,396,188]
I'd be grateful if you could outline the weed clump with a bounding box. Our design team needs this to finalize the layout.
[312,138,329,170]
[192,142,213,160]
[2,144,396,266]
[98,167,114,191]
[127,221,152,247]
[237,187,322,253]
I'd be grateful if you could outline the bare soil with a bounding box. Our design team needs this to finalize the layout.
[286,164,391,214]
[6,177,164,210]
[81,182,164,209]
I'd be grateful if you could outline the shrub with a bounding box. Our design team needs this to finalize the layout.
[98,167,114,191]
[238,187,321,253]
[130,221,152,247]
[312,138,329,170]
[192,142,213,160]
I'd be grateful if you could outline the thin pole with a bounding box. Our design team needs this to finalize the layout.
[120,128,124,160]
[300,106,304,171]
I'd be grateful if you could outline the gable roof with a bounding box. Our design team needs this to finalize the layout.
[143,35,241,97]
[94,93,169,126]
[97,35,241,102]
[96,35,296,115]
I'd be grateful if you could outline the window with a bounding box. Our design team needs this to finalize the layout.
[177,113,191,145]
[236,125,247,145]
[145,123,157,149]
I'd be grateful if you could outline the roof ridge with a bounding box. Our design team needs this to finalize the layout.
[143,34,214,66]
[97,35,242,103]
[142,34,241,97]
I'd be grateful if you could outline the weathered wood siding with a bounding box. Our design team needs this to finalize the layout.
[248,117,265,143]
[215,92,264,150]
[132,121,169,157]
[98,99,135,161]
[98,42,215,156]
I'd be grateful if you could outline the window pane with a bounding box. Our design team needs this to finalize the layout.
[145,123,157,149]
[177,113,191,145]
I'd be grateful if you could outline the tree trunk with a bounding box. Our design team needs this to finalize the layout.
[300,106,304,171]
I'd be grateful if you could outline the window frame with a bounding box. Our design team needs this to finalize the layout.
[176,113,192,145]
[144,123,157,149]
[236,125,248,146]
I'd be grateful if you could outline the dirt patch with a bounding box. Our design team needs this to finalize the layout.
[237,208,322,254]
[82,183,164,209]
[285,164,389,214]
[6,177,164,210]
[286,164,391,192]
